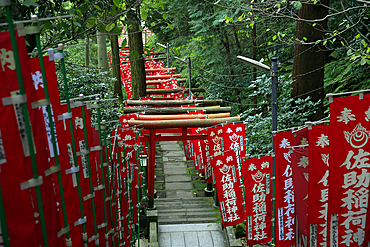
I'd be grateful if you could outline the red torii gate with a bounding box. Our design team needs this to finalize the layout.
[128,116,240,209]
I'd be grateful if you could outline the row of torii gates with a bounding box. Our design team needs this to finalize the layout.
[123,98,239,209]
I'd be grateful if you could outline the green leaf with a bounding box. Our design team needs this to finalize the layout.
[356,34,360,39]
[163,13,167,20]
[22,0,38,7]
[106,23,115,32]
[121,39,127,48]
[94,5,102,11]
[74,22,81,27]
[323,40,327,46]
[167,22,173,30]
[296,1,302,9]
[347,49,352,56]
[141,9,148,20]
[272,35,277,41]
[361,57,366,66]
[113,0,120,7]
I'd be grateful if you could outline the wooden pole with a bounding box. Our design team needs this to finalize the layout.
[123,106,231,115]
[126,99,223,107]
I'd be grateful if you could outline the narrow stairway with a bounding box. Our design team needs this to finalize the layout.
[154,140,228,247]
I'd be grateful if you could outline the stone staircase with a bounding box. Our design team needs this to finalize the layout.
[155,197,220,225]
[154,140,220,225]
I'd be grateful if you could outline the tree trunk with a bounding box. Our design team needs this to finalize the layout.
[292,0,329,121]
[127,8,146,100]
[110,34,124,101]
[97,31,109,70]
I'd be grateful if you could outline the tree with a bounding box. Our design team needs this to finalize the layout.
[292,0,329,121]
[126,5,146,99]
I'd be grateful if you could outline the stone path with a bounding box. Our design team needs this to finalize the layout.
[155,140,228,247]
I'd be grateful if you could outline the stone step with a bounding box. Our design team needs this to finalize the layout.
[158,208,218,214]
[158,217,220,225]
[156,197,214,203]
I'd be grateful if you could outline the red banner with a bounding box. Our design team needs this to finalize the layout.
[29,56,86,246]
[329,94,370,246]
[242,156,273,245]
[213,149,245,227]
[0,31,62,246]
[223,123,246,186]
[274,131,296,246]
[308,124,330,246]
[292,128,309,245]
[208,125,224,187]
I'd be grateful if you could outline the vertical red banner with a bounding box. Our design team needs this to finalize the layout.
[308,124,330,246]
[213,149,245,227]
[292,128,309,245]
[208,125,224,187]
[274,131,296,246]
[329,94,370,246]
[242,156,273,245]
[223,123,246,186]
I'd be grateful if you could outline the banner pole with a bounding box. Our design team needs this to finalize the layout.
[4,6,49,246]
[96,108,109,246]
[59,44,88,246]
[122,145,131,246]
[115,131,125,246]
[0,181,10,247]
[102,124,116,246]
[110,129,119,245]
[33,16,72,245]
[271,57,278,246]
[135,128,141,247]
[80,100,99,246]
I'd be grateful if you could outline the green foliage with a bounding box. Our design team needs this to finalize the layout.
[241,73,319,156]
[235,222,246,239]
[55,42,124,130]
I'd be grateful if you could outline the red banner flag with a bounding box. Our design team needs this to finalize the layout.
[308,124,330,246]
[0,31,62,246]
[292,128,309,245]
[329,94,370,246]
[223,123,246,186]
[274,131,296,246]
[29,56,86,246]
[213,149,245,227]
[208,125,224,187]
[242,156,273,245]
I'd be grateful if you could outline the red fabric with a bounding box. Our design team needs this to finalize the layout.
[213,149,245,227]
[223,123,246,186]
[0,58,42,246]
[308,124,330,246]
[29,56,86,246]
[208,126,224,187]
[242,156,273,245]
[71,106,95,244]
[274,131,296,246]
[0,31,62,246]
[329,94,370,246]
[120,114,137,128]
[292,128,309,245]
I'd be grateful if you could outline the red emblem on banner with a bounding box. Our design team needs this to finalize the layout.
[329,94,370,246]
[213,149,245,227]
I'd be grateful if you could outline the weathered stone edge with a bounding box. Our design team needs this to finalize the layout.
[223,226,243,247]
